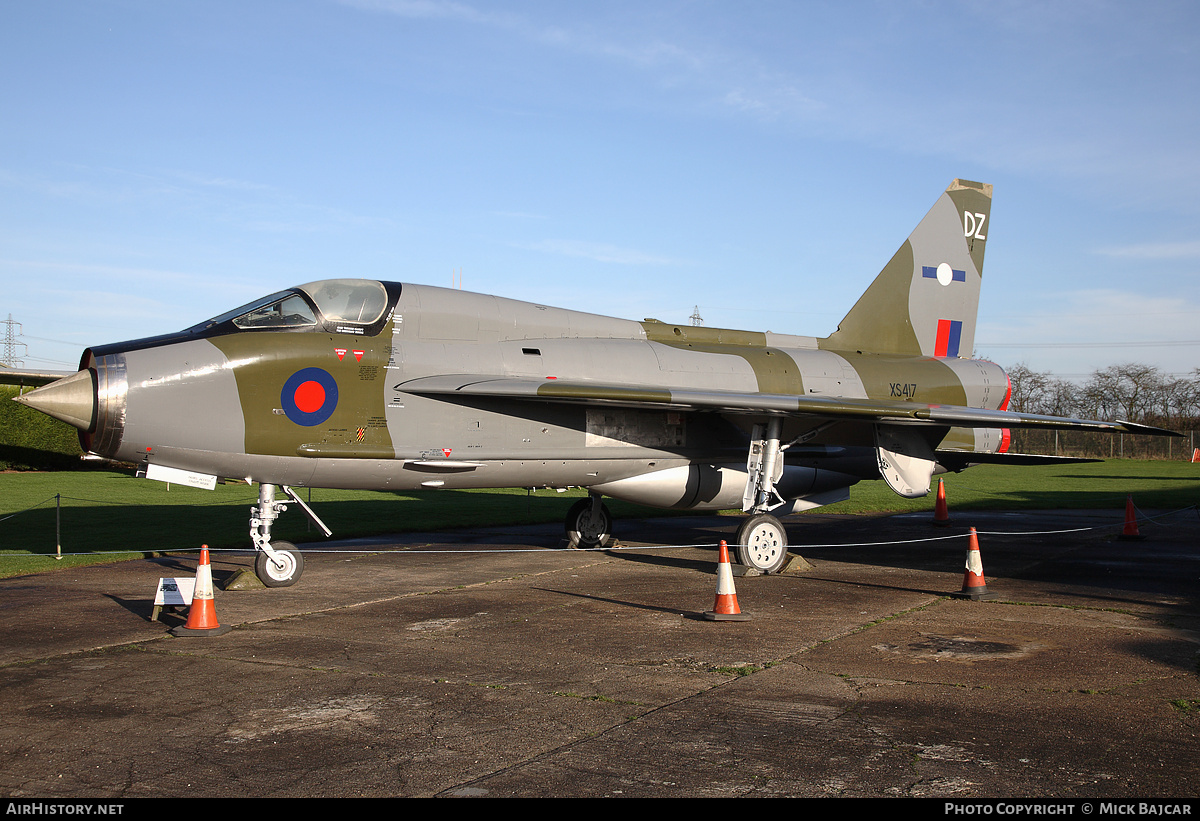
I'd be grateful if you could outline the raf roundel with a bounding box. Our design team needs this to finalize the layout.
[281,367,339,426]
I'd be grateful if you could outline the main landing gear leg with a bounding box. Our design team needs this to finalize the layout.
[249,483,332,587]
[736,418,790,574]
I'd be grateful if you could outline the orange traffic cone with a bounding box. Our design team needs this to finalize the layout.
[1118,495,1143,541]
[1191,448,1199,463]
[952,528,996,600]
[704,541,750,621]
[933,478,950,526]
[171,546,232,636]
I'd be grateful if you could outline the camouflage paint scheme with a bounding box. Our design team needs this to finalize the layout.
[11,180,1174,580]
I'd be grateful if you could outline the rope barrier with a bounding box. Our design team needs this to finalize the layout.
[1128,499,1200,528]
[0,495,62,523]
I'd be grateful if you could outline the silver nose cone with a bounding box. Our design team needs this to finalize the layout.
[13,370,96,431]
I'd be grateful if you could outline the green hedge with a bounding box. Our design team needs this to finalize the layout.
[0,386,85,470]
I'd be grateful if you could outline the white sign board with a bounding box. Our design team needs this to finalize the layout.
[152,576,197,622]
[145,463,218,490]
[155,577,196,607]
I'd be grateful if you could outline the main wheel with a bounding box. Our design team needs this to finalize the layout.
[734,514,789,574]
[565,498,613,548]
[254,541,304,587]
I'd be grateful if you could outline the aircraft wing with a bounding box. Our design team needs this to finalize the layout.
[395,375,1180,437]
[0,368,77,388]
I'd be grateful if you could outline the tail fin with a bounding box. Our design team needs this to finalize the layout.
[820,179,991,358]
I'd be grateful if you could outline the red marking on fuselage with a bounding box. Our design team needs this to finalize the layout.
[294,381,326,414]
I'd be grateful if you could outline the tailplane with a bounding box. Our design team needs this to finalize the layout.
[820,179,991,358]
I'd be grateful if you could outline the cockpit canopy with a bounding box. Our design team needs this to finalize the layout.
[193,279,392,334]
[296,279,389,326]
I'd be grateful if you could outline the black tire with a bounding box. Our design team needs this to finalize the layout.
[564,498,613,548]
[254,541,304,587]
[734,513,789,574]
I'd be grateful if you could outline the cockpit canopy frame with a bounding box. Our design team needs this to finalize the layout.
[188,279,398,337]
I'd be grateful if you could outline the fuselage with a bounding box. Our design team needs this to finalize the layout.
[40,280,1010,512]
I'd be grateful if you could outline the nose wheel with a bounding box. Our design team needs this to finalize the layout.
[254,541,305,588]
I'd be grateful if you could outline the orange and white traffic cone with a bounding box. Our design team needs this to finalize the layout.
[933,478,950,526]
[1118,495,1143,541]
[1191,448,1200,463]
[704,541,750,621]
[952,528,996,600]
[171,546,232,636]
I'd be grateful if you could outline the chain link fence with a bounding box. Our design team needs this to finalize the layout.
[1007,428,1200,460]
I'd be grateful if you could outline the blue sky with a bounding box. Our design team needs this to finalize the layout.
[3,0,1198,380]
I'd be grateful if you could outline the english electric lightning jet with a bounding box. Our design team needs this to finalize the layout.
[7,179,1175,587]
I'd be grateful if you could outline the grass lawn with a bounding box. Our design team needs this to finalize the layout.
[1,459,1197,578]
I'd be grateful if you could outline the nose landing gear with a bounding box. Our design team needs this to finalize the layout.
[249,483,330,587]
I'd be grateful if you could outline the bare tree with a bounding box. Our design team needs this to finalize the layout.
[1005,363,1051,413]
[1082,363,1165,422]
[1005,362,1081,417]
[1002,361,1196,458]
